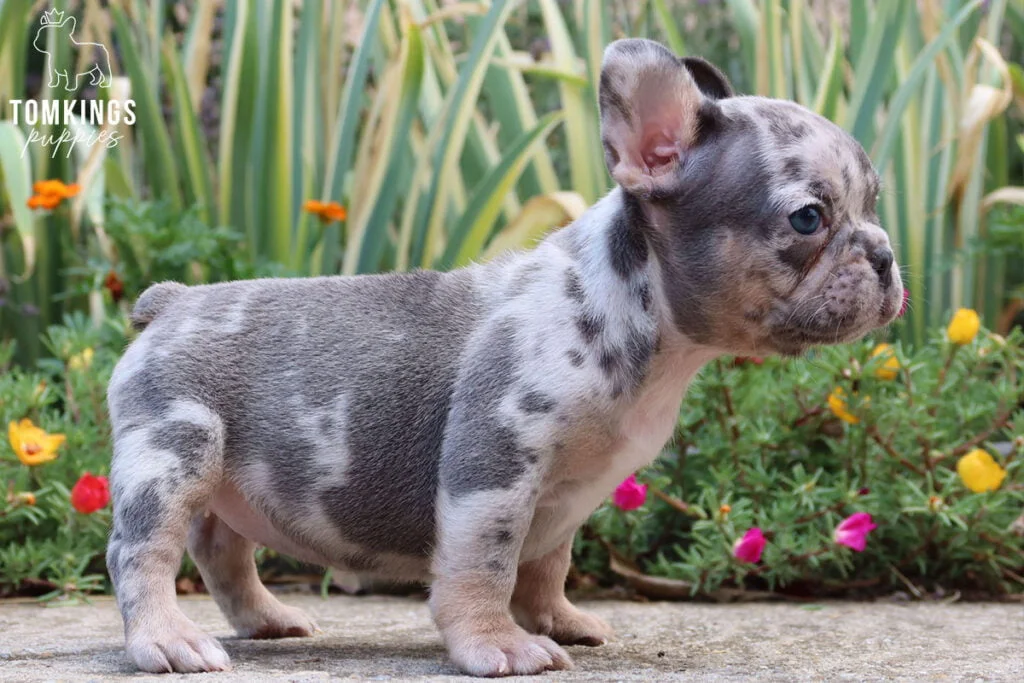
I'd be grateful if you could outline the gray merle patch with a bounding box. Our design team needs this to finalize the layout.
[442,318,532,496]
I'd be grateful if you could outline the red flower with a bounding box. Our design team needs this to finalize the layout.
[70,472,110,514]
[103,270,124,303]
[833,512,877,552]
[733,527,766,563]
[612,474,647,510]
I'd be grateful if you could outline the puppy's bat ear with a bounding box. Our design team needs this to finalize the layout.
[599,39,723,196]
[681,57,733,100]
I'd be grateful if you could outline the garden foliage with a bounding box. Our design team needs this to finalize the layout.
[578,318,1024,599]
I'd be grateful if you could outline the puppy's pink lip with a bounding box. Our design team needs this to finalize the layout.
[879,285,905,323]
[897,288,910,317]
[879,297,895,321]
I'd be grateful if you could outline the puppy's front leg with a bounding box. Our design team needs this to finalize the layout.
[511,540,613,646]
[432,485,572,676]
[431,322,572,676]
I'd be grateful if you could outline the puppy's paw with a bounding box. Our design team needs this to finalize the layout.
[447,622,573,676]
[523,599,614,647]
[235,603,320,640]
[127,619,231,673]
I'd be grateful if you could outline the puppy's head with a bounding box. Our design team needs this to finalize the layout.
[599,39,903,356]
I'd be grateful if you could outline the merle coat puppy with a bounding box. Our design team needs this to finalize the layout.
[106,39,903,676]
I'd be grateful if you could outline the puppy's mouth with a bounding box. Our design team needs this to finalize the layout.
[766,288,903,356]
[767,322,867,356]
[878,279,904,325]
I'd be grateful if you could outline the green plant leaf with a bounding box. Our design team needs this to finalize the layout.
[410,0,514,268]
[441,111,564,269]
[320,0,386,274]
[0,122,35,278]
[873,0,984,172]
[111,6,182,210]
[160,37,213,225]
[348,20,426,275]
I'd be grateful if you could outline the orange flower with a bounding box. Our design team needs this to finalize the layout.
[304,199,347,223]
[27,194,61,210]
[26,179,80,211]
[33,179,66,196]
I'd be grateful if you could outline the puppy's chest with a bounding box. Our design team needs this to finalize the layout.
[524,369,689,557]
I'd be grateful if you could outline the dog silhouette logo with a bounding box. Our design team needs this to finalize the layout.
[33,9,111,92]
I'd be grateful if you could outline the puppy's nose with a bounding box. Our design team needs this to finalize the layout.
[868,247,894,285]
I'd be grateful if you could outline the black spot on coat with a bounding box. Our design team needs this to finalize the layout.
[564,269,585,303]
[607,196,649,279]
[575,311,604,344]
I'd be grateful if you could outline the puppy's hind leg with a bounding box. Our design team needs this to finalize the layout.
[106,400,231,673]
[187,512,318,639]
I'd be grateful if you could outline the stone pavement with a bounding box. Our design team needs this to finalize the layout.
[1,594,1021,681]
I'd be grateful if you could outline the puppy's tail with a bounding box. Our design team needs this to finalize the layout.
[131,281,187,331]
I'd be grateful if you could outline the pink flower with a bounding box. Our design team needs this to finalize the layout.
[733,528,766,563]
[833,512,877,552]
[612,474,647,510]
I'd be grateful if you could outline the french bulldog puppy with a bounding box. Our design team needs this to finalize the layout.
[106,38,902,676]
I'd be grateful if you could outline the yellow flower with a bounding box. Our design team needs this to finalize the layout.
[827,387,863,425]
[16,492,36,506]
[871,344,900,381]
[947,308,980,345]
[956,449,1006,493]
[67,347,94,371]
[7,419,65,466]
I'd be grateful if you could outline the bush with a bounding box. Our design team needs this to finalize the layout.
[0,313,124,600]
[577,316,1024,599]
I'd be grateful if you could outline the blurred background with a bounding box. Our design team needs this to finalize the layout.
[0,0,1022,364]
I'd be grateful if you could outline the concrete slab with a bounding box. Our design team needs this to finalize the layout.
[1,594,1021,681]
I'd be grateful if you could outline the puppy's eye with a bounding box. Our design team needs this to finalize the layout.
[789,206,822,235]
